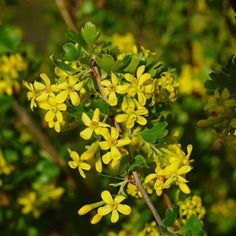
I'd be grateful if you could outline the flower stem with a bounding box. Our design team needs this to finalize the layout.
[132,171,163,227]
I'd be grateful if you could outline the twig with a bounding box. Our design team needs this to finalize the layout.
[132,171,163,226]
[163,193,173,209]
[91,60,108,102]
[12,99,85,190]
[54,0,78,31]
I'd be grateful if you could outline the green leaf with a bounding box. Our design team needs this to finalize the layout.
[65,30,81,43]
[63,43,81,61]
[128,155,148,172]
[93,99,109,115]
[96,54,115,73]
[180,215,204,236]
[0,26,21,53]
[4,149,19,163]
[67,104,85,122]
[141,121,168,143]
[50,55,76,73]
[81,22,99,45]
[124,55,140,73]
[163,207,178,228]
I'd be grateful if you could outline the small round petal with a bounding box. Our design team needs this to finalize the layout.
[115,114,128,123]
[78,204,93,215]
[82,113,92,126]
[56,91,68,103]
[68,160,78,169]
[137,65,145,78]
[80,162,91,171]
[45,110,55,122]
[114,195,126,204]
[111,127,119,140]
[99,141,111,150]
[111,73,118,85]
[101,80,112,87]
[91,214,102,224]
[108,92,118,106]
[101,190,113,204]
[93,108,100,122]
[69,91,80,106]
[179,183,191,194]
[178,165,192,175]
[80,127,93,140]
[136,116,147,126]
[56,111,63,123]
[116,137,130,147]
[54,121,61,132]
[117,204,131,215]
[111,209,119,223]
[144,173,157,184]
[40,73,51,86]
[70,151,80,162]
[98,205,112,216]
[102,152,112,164]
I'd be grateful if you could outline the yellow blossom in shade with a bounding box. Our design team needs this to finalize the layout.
[124,65,154,105]
[80,108,110,140]
[138,221,160,236]
[157,72,179,101]
[0,150,14,175]
[98,127,130,167]
[39,95,67,132]
[179,195,206,223]
[0,53,27,79]
[115,98,148,129]
[18,192,40,218]
[33,73,58,102]
[97,190,131,223]
[100,72,129,106]
[56,75,85,106]
[126,183,142,198]
[68,149,91,178]
[23,81,37,110]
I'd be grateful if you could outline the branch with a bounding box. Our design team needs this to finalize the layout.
[132,171,163,226]
[54,0,78,31]
[163,193,173,209]
[91,60,108,102]
[12,99,83,190]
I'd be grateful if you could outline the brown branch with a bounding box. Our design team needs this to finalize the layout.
[163,193,173,209]
[12,99,79,188]
[132,171,163,226]
[91,60,108,102]
[54,0,78,31]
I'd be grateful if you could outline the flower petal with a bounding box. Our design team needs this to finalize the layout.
[117,204,131,215]
[111,209,119,223]
[101,190,113,204]
[80,127,93,140]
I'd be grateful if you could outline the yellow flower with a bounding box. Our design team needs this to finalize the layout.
[18,192,40,218]
[99,127,130,167]
[145,144,193,196]
[39,95,67,132]
[100,72,129,106]
[124,65,154,105]
[34,73,58,102]
[97,190,131,223]
[56,75,85,106]
[80,108,110,140]
[115,98,148,129]
[0,53,27,79]
[0,150,14,175]
[68,149,91,178]
[23,81,37,110]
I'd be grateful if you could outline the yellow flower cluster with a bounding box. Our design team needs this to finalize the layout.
[211,199,236,220]
[179,195,206,223]
[78,190,131,224]
[0,53,27,95]
[179,65,206,96]
[111,33,138,60]
[17,183,64,218]
[137,221,160,236]
[145,144,193,196]
[156,72,179,102]
[24,63,87,132]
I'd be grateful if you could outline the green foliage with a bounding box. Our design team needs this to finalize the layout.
[81,22,100,45]
[62,43,82,61]
[180,215,204,236]
[0,25,21,53]
[205,55,236,97]
[163,207,178,228]
[128,155,148,172]
[141,121,168,143]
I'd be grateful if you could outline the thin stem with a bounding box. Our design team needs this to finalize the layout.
[54,0,77,31]
[163,193,173,209]
[132,171,163,226]
[91,60,108,102]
